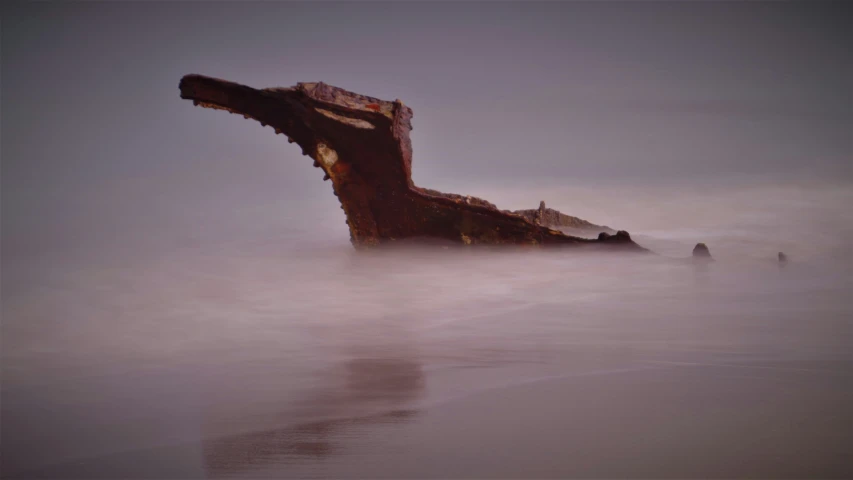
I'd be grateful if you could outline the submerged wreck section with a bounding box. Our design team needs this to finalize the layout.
[513,201,615,236]
[179,74,646,252]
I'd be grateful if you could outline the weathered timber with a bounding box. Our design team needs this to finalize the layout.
[179,74,647,252]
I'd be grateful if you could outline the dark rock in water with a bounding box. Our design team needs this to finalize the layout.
[692,243,713,260]
[778,251,788,267]
[179,74,646,252]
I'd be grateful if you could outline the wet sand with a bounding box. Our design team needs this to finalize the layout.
[7,352,851,478]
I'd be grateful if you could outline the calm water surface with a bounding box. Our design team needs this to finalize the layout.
[2,185,851,478]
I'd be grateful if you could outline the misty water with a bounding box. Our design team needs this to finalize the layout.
[2,182,851,478]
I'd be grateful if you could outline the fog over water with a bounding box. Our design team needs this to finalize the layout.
[3,183,852,477]
[2,1,852,478]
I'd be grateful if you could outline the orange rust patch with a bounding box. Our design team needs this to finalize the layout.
[332,162,351,175]
[365,103,381,111]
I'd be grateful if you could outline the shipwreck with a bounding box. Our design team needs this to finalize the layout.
[179,74,646,252]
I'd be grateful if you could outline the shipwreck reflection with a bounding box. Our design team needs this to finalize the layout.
[201,354,424,477]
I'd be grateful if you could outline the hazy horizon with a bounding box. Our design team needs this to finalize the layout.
[2,1,852,478]
[3,1,852,267]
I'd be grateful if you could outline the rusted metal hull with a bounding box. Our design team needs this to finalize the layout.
[179,74,646,252]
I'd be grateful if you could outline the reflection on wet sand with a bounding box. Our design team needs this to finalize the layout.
[202,355,424,477]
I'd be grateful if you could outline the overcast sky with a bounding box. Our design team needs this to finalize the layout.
[2,1,851,264]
